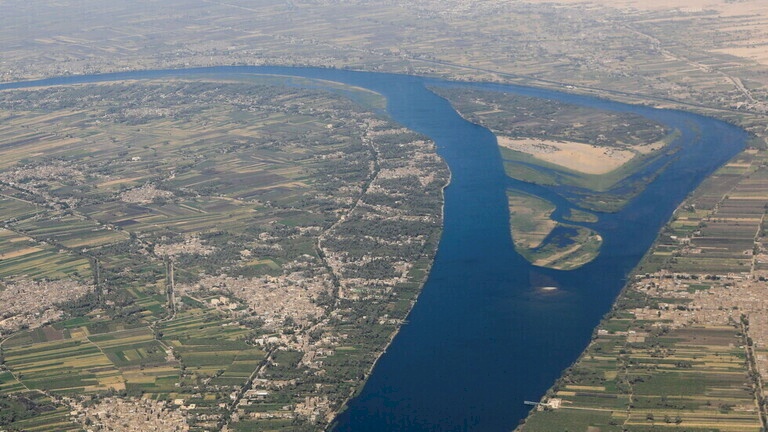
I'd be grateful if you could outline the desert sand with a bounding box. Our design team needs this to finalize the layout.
[497,136,637,175]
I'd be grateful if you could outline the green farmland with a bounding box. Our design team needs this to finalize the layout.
[519,149,768,432]
[0,76,447,431]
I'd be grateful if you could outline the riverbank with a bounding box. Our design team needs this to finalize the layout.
[0,72,450,431]
[518,144,768,431]
[0,67,749,432]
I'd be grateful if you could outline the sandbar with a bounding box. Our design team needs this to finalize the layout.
[497,136,636,175]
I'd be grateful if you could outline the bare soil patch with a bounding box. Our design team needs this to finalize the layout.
[497,136,635,175]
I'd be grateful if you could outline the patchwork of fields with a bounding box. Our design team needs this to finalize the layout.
[0,2,767,430]
[0,77,447,431]
[520,150,768,431]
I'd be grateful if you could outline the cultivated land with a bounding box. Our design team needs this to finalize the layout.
[0,78,448,431]
[519,150,768,431]
[1,0,768,431]
[1,0,766,128]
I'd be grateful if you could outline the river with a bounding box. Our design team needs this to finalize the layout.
[0,66,747,431]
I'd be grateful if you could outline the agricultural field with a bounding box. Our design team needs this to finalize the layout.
[639,149,766,276]
[1,1,767,430]
[519,148,768,431]
[522,323,762,431]
[2,0,767,136]
[0,76,448,431]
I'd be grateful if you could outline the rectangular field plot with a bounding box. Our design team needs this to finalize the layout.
[2,337,124,393]
[0,192,42,221]
[535,321,762,432]
[0,391,81,432]
[157,310,266,380]
[13,215,128,249]
[0,229,90,279]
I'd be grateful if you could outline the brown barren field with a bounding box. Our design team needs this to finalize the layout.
[497,136,637,175]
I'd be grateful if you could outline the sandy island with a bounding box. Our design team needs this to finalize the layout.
[497,136,664,175]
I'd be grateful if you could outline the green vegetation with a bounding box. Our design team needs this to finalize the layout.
[507,191,557,250]
[0,77,448,431]
[432,87,668,146]
[563,208,598,223]
[0,1,767,431]
[0,393,78,432]
[519,318,762,431]
[526,225,602,271]
[433,86,679,212]
[507,191,601,270]
[428,86,685,271]
[519,149,768,432]
[2,0,768,137]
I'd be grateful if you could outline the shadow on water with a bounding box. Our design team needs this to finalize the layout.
[0,66,747,431]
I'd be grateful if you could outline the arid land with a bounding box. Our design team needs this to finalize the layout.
[496,138,643,176]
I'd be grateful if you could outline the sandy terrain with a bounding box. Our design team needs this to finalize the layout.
[533,0,768,15]
[531,0,768,65]
[633,140,666,155]
[497,136,635,175]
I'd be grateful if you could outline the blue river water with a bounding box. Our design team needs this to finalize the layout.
[0,66,747,431]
